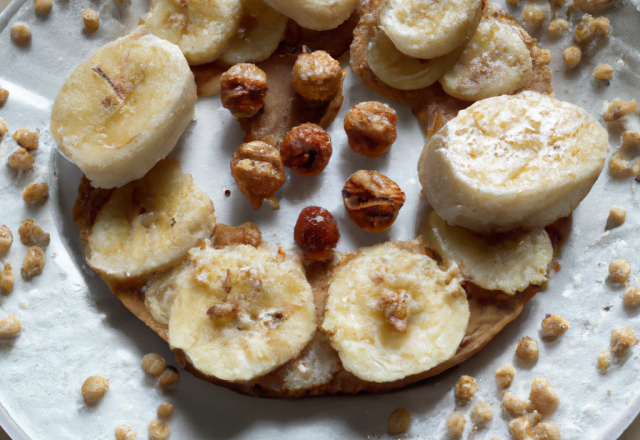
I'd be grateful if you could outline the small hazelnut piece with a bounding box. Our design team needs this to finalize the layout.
[522,5,545,27]
[81,375,109,405]
[220,63,267,118]
[548,19,569,37]
[509,416,537,440]
[291,50,344,101]
[12,128,39,151]
[575,14,610,45]
[446,413,465,438]
[594,63,614,80]
[0,118,7,138]
[470,401,493,426]
[610,327,638,355]
[11,23,31,46]
[609,259,631,283]
[21,246,45,278]
[0,90,8,107]
[387,407,410,435]
[157,402,174,421]
[535,422,561,440]
[515,336,539,362]
[495,364,516,389]
[0,225,13,253]
[597,349,611,373]
[563,46,582,68]
[294,206,340,261]
[82,8,100,32]
[35,0,52,15]
[1,264,14,295]
[603,99,638,123]
[455,375,477,401]
[624,286,640,307]
[115,424,137,440]
[231,141,285,210]
[280,123,332,176]
[141,353,167,376]
[342,170,405,233]
[158,366,180,387]
[8,148,35,171]
[501,391,529,417]
[18,219,50,249]
[606,206,626,229]
[148,419,170,440]
[344,101,398,159]
[529,378,559,415]
[23,182,49,204]
[0,315,21,339]
[540,314,569,341]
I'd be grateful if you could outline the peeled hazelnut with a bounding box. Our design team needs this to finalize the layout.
[231,141,285,210]
[220,63,267,118]
[280,123,332,176]
[291,50,344,101]
[342,170,405,233]
[294,206,340,261]
[344,101,397,159]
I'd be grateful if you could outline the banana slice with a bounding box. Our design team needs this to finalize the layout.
[378,0,482,60]
[425,211,552,295]
[168,244,317,381]
[367,28,464,90]
[418,91,609,234]
[440,19,533,101]
[262,0,358,31]
[143,0,242,65]
[220,0,288,65]
[321,241,469,383]
[87,158,216,286]
[51,33,197,189]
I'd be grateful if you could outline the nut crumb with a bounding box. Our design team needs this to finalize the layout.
[23,182,49,204]
[501,391,529,417]
[115,424,137,440]
[455,375,477,401]
[515,336,539,362]
[149,420,170,440]
[141,353,167,376]
[35,0,52,15]
[1,264,14,295]
[522,5,545,27]
[540,314,569,341]
[610,327,638,355]
[535,422,561,440]
[0,315,20,339]
[575,14,610,44]
[0,225,13,253]
[158,366,180,387]
[597,349,611,373]
[529,378,559,415]
[606,206,626,229]
[609,259,631,283]
[0,118,7,138]
[495,364,515,388]
[8,148,35,171]
[81,375,109,405]
[18,219,50,249]
[470,401,492,426]
[563,46,582,68]
[594,63,614,80]
[623,286,640,307]
[445,412,465,438]
[21,246,45,278]
[11,23,31,46]
[603,99,638,123]
[387,407,410,435]
[609,132,640,178]
[0,89,8,107]
[509,416,536,440]
[548,19,569,37]
[82,8,100,32]
[12,128,39,151]
[158,402,174,421]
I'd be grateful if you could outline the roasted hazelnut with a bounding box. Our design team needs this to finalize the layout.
[280,123,332,176]
[291,50,344,101]
[294,206,340,261]
[231,141,286,210]
[220,64,267,118]
[342,170,405,233]
[344,102,397,159]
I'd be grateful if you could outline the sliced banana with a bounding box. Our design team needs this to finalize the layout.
[262,0,358,31]
[367,28,464,90]
[87,158,216,286]
[220,0,288,65]
[440,19,533,102]
[425,211,552,295]
[321,241,469,383]
[378,0,482,60]
[143,0,242,65]
[418,91,609,234]
[51,33,197,189]
[168,245,317,381]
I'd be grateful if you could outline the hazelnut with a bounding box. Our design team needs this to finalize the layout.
[344,101,398,159]
[455,375,477,401]
[280,123,332,176]
[81,375,109,405]
[387,408,410,435]
[294,206,340,261]
[220,63,267,118]
[342,170,405,233]
[291,50,344,101]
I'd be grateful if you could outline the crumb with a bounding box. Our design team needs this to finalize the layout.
[470,401,492,426]
[23,182,49,204]
[563,46,582,68]
[158,402,174,421]
[158,366,180,387]
[507,0,520,5]
[0,315,20,339]
[115,424,137,440]
[594,63,614,80]
[522,5,546,27]
[82,8,100,32]
[529,378,559,415]
[610,327,638,355]
[609,259,631,283]
[35,0,52,15]
[548,19,569,37]
[148,420,170,440]
[81,375,109,405]
[455,375,477,401]
[624,286,640,307]
[609,132,640,178]
[446,413,465,438]
[606,206,626,229]
[11,23,31,46]
[603,99,638,123]
[18,219,50,249]
[515,336,539,362]
[509,416,536,440]
[540,314,569,340]
[12,128,39,151]
[535,422,561,440]
[21,246,45,278]
[0,118,7,138]
[387,407,410,435]
[575,14,610,44]
[8,148,35,171]
[0,89,8,107]
[141,353,167,376]
[0,225,13,253]
[1,264,14,295]
[501,391,529,417]
[224,189,231,197]
[495,364,516,389]
[597,349,611,373]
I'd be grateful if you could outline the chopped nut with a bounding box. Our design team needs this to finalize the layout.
[445,413,465,438]
[548,19,569,37]
[509,416,537,440]
[535,422,561,440]
[220,64,267,118]
[501,391,529,417]
[115,424,137,440]
[563,46,582,68]
[8,148,35,171]
[0,89,8,107]
[470,402,492,426]
[606,206,626,229]
[1,264,14,295]
[11,23,31,46]
[82,8,100,32]
[21,246,45,278]
[529,378,559,415]
[12,128,39,151]
[158,366,180,387]
[81,375,109,405]
[609,259,631,283]
[597,349,611,373]
[0,225,13,253]
[23,182,49,204]
[280,123,332,176]
[515,336,539,362]
[231,141,285,210]
[609,132,640,177]
[495,364,516,388]
[624,286,640,307]
[342,170,405,233]
[610,327,638,355]
[0,118,7,138]
[522,5,546,27]
[603,99,638,123]
[507,0,520,5]
[291,50,344,101]
[575,14,610,45]
[574,0,615,13]
[34,0,52,15]
[0,315,20,339]
[387,407,410,435]
[294,206,340,261]
[378,289,409,332]
[18,219,50,249]
[594,63,614,80]
[213,222,262,248]
[141,353,167,376]
[527,410,541,427]
[157,402,174,421]
[455,375,477,401]
[344,101,398,159]
[540,314,569,341]
[149,420,170,440]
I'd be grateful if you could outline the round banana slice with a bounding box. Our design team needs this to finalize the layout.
[220,0,288,65]
[378,0,482,60]
[51,33,197,189]
[168,245,317,381]
[321,241,469,383]
[262,0,358,31]
[367,28,464,90]
[440,19,533,102]
[143,0,242,65]
[418,91,609,234]
[425,211,552,295]
[87,158,216,286]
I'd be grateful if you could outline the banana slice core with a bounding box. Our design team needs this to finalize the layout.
[262,0,358,31]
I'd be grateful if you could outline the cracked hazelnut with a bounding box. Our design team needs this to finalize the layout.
[342,170,405,233]
[231,141,285,210]
[280,123,332,176]
[344,101,397,159]
[294,206,340,261]
[220,63,267,118]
